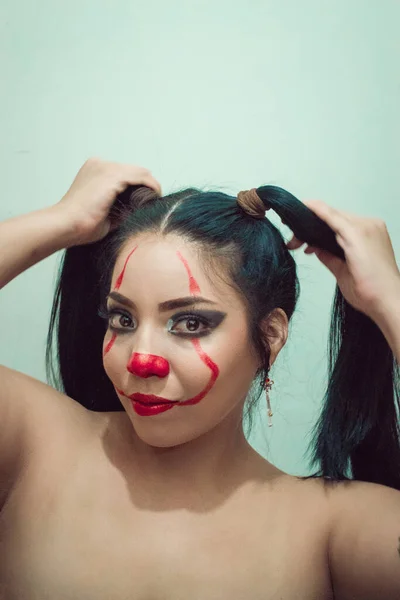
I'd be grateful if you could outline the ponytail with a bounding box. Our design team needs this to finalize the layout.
[256,185,400,490]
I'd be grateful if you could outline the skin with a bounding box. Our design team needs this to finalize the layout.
[102,232,288,496]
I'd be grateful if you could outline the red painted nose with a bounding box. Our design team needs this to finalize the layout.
[127,353,170,378]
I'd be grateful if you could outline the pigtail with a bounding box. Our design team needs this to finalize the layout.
[46,185,158,411]
[309,288,400,487]
[46,238,118,411]
[256,185,400,491]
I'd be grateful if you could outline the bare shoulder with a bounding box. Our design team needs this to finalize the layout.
[294,475,344,525]
[245,464,336,538]
[0,363,87,417]
[279,472,339,505]
[279,474,338,543]
[0,364,98,480]
[320,478,400,600]
[249,472,335,598]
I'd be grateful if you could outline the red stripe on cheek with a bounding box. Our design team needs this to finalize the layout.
[180,338,219,405]
[176,251,220,406]
[103,332,116,357]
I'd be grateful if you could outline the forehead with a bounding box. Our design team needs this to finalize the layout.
[111,234,238,308]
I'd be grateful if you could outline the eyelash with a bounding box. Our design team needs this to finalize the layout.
[97,307,215,338]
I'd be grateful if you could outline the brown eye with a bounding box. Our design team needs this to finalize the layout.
[168,310,226,339]
[173,316,205,333]
[107,309,134,331]
[114,314,132,328]
[186,318,201,332]
[170,315,211,337]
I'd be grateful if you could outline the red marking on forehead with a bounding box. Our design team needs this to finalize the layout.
[114,245,138,290]
[176,251,201,295]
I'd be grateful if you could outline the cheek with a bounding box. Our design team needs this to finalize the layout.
[208,329,255,380]
[102,354,115,383]
[161,345,213,392]
[102,339,123,383]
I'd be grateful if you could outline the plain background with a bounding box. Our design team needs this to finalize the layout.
[1,0,399,476]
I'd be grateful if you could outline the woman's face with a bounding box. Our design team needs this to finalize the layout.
[102,233,266,448]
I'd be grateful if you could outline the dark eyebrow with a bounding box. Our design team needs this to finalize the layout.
[106,291,219,312]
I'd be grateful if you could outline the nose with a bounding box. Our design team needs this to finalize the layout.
[127,353,170,379]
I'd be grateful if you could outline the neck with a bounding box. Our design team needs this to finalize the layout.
[104,409,273,503]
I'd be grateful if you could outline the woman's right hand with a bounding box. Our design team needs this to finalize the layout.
[56,158,162,246]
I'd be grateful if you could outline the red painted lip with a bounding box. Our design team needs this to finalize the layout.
[131,400,175,417]
[129,392,176,406]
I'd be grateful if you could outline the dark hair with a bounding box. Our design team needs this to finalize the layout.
[46,184,400,490]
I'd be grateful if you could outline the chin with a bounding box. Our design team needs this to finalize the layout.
[129,420,206,449]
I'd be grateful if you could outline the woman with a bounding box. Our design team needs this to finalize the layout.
[0,158,399,599]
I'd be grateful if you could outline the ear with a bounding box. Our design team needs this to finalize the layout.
[260,308,288,368]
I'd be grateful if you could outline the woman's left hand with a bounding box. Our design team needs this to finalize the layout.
[286,199,400,323]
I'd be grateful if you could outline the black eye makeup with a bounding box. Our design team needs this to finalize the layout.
[97,304,227,339]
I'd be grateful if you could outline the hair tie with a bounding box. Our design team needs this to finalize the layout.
[237,188,266,219]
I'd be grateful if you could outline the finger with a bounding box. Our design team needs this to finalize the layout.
[303,199,360,219]
[286,235,305,250]
[142,174,162,196]
[312,248,346,278]
[302,199,358,234]
[304,245,317,254]
[123,166,162,196]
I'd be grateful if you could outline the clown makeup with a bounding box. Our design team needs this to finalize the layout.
[102,250,225,414]
[100,233,269,476]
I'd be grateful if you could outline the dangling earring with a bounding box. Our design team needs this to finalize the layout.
[265,377,274,427]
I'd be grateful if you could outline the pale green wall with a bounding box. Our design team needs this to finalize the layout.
[1,0,399,476]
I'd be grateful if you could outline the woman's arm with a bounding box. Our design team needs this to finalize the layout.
[288,199,400,364]
[0,205,80,510]
[368,283,400,365]
[0,158,161,291]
